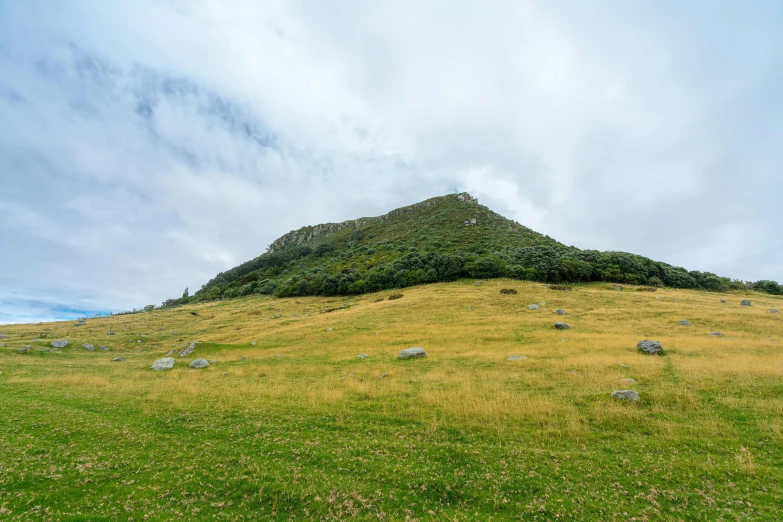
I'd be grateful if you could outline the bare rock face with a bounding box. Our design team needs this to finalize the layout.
[611,390,640,402]
[637,340,662,355]
[151,357,175,371]
[398,347,426,359]
[740,300,752,306]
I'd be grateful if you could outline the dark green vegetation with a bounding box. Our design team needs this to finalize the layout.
[164,193,779,306]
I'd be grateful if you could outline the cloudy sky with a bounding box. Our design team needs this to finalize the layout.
[1,1,781,323]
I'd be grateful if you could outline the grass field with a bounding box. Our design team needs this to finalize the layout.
[1,280,782,520]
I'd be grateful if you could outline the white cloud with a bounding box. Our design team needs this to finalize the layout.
[1,0,781,322]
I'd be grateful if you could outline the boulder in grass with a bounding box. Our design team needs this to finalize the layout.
[188,358,209,369]
[106,332,115,335]
[636,340,662,355]
[357,354,368,359]
[709,332,722,337]
[112,356,125,362]
[83,343,94,351]
[678,320,691,326]
[555,309,567,316]
[720,299,726,303]
[506,355,527,361]
[740,300,752,307]
[611,390,640,402]
[527,304,539,310]
[151,357,175,371]
[398,347,426,359]
[179,342,195,356]
[17,346,30,354]
[768,309,779,314]
[553,322,570,330]
[50,340,68,348]
[99,345,110,352]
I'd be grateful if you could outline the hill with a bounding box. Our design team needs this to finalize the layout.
[165,192,779,307]
[2,280,782,519]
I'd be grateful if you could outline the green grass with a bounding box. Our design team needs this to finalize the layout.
[1,280,782,520]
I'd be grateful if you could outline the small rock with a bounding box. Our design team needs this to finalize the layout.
[709,332,722,337]
[611,390,640,402]
[678,320,691,326]
[106,332,115,335]
[0,334,5,339]
[112,356,125,362]
[50,340,68,348]
[83,343,94,351]
[740,300,752,306]
[379,373,388,378]
[637,340,662,355]
[164,349,175,357]
[620,378,638,385]
[539,302,546,306]
[251,342,257,346]
[618,363,629,368]
[506,355,526,361]
[151,357,175,371]
[17,346,30,354]
[527,304,539,310]
[613,286,623,291]
[555,309,566,315]
[38,347,52,352]
[554,322,570,330]
[99,345,110,352]
[326,328,333,332]
[189,358,209,369]
[179,342,195,356]
[357,354,368,359]
[221,372,228,376]
[720,299,726,303]
[768,309,779,314]
[475,282,481,286]
[136,340,142,344]
[398,347,426,359]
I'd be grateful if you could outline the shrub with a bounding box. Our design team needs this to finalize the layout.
[388,293,404,300]
[549,285,572,291]
[499,288,518,294]
[143,305,155,312]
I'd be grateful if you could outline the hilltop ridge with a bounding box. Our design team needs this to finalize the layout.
[165,192,767,306]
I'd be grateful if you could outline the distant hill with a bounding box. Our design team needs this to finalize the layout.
[164,192,777,306]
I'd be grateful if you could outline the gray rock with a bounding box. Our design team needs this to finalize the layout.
[106,332,115,335]
[189,358,210,369]
[398,347,426,359]
[38,347,52,352]
[539,302,546,306]
[357,354,368,359]
[475,281,481,286]
[709,332,722,337]
[611,390,640,402]
[555,309,567,315]
[179,342,195,356]
[251,341,257,346]
[151,357,175,371]
[613,286,623,291]
[527,304,539,310]
[768,309,779,314]
[379,373,388,378]
[720,299,726,303]
[326,328,333,331]
[99,345,110,352]
[50,340,68,348]
[17,346,30,354]
[506,355,527,361]
[740,299,752,306]
[112,356,125,362]
[164,349,175,357]
[553,322,570,330]
[678,320,691,326]
[82,343,94,351]
[636,340,662,355]
[0,334,5,339]
[620,378,638,385]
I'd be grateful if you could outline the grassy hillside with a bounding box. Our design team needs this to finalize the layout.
[169,192,776,307]
[2,281,782,520]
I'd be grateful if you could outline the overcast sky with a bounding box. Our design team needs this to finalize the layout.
[1,1,782,324]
